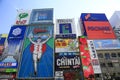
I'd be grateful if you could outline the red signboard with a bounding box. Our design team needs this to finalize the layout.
[79,36,95,80]
[84,21,116,39]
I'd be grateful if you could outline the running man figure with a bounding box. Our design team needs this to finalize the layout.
[28,34,51,75]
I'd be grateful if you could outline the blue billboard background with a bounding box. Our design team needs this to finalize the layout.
[59,23,72,34]
[30,8,53,23]
[8,26,26,40]
[80,13,108,21]
[0,38,6,45]
[93,39,120,50]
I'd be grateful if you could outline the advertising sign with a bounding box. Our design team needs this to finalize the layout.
[84,21,116,39]
[87,40,102,73]
[15,10,31,25]
[55,52,81,70]
[18,24,54,79]
[79,36,95,80]
[0,38,6,55]
[93,39,120,50]
[55,52,83,80]
[56,19,76,34]
[8,26,26,40]
[55,38,79,52]
[30,8,53,23]
[81,13,108,21]
[0,26,26,79]
[55,34,76,39]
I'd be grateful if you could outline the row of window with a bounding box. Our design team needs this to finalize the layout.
[100,62,120,67]
[98,53,120,59]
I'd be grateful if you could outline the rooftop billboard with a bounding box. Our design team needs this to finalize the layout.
[15,10,31,25]
[84,21,116,39]
[81,13,108,21]
[30,8,53,24]
[56,19,76,34]
[93,39,120,50]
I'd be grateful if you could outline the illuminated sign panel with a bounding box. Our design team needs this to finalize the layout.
[55,53,81,70]
[55,52,83,80]
[15,10,31,25]
[56,19,76,35]
[30,8,53,23]
[81,13,108,21]
[84,21,116,39]
[59,23,72,34]
[87,40,102,74]
[79,36,95,80]
[55,38,79,52]
[93,39,120,50]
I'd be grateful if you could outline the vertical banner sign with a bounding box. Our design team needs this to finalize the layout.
[55,52,83,80]
[18,24,54,79]
[56,19,76,34]
[87,40,102,73]
[15,10,31,25]
[79,36,95,80]
[0,26,26,79]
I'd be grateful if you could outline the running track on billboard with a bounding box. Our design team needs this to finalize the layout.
[18,44,53,78]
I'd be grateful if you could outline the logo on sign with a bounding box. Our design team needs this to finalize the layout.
[85,13,97,21]
[12,28,21,36]
[19,13,28,20]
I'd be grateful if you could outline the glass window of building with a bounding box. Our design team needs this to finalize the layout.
[100,63,106,67]
[118,53,120,57]
[98,53,103,58]
[114,62,119,67]
[111,53,117,57]
[104,53,110,59]
[107,63,113,67]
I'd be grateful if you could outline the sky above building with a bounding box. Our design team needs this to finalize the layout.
[0,0,120,34]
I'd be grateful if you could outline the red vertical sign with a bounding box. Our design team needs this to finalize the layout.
[79,36,95,80]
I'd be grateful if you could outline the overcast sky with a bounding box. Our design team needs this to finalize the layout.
[0,0,120,34]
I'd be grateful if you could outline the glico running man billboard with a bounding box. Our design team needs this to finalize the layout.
[18,24,54,79]
[84,21,116,39]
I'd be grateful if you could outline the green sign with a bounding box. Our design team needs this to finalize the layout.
[19,13,28,20]
[5,69,17,73]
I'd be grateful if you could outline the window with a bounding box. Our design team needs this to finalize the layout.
[104,53,110,59]
[118,53,120,57]
[95,74,100,78]
[100,63,106,67]
[107,63,113,67]
[114,63,119,67]
[98,53,103,58]
[111,53,117,57]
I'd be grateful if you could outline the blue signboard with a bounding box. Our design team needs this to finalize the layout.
[80,13,108,21]
[30,8,53,23]
[0,38,6,45]
[59,23,72,34]
[8,26,26,40]
[93,39,120,50]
